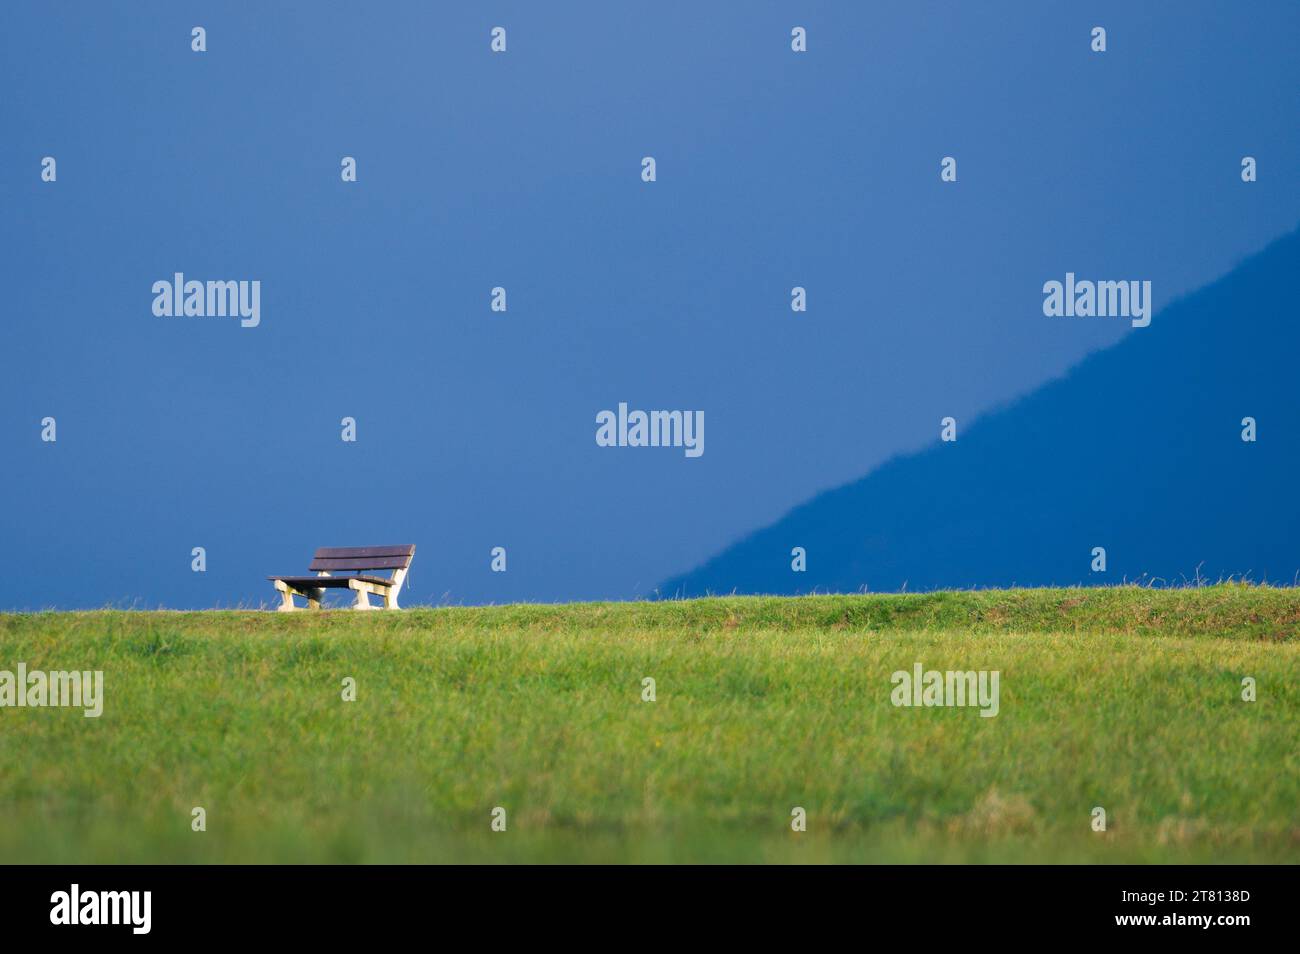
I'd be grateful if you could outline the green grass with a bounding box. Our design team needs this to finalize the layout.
[1,584,1297,863]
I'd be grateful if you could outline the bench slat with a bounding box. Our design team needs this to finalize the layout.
[269,575,394,588]
[309,555,412,571]
[314,545,415,560]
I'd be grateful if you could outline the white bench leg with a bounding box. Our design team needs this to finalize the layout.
[384,568,406,610]
[274,581,297,612]
[349,581,374,610]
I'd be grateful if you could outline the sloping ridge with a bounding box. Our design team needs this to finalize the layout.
[662,229,1300,595]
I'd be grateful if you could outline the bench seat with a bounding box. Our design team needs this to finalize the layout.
[267,575,395,589]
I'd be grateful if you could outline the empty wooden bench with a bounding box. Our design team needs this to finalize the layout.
[269,545,415,611]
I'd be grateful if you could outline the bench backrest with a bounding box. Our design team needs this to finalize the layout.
[309,545,415,574]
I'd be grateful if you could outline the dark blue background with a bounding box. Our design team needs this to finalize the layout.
[2,2,1296,607]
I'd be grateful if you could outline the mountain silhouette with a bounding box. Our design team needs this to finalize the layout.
[662,228,1300,595]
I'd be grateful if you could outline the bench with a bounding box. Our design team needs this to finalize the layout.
[268,545,415,611]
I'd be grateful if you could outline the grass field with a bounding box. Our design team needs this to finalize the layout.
[1,584,1297,863]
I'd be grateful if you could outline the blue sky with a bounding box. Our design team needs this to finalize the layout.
[2,2,1297,608]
